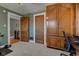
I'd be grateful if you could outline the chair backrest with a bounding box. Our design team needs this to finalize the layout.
[63,31,71,52]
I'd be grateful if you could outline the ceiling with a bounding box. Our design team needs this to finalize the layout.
[0,3,53,15]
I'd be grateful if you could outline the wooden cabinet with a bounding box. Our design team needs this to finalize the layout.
[46,4,75,49]
[58,4,75,37]
[76,4,79,36]
[47,4,59,36]
[47,36,64,49]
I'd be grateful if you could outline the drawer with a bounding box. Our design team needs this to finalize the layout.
[56,39,61,48]
[60,39,64,49]
[50,39,57,48]
[46,36,64,49]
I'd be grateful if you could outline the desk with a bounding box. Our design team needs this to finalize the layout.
[71,38,79,56]
[72,44,79,56]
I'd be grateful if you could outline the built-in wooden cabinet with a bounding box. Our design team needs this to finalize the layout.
[58,4,75,37]
[47,36,64,49]
[47,4,59,36]
[76,4,79,36]
[46,4,75,49]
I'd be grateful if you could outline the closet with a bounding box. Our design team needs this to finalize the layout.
[46,4,75,49]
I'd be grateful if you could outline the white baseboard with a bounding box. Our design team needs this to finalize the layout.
[29,40,34,43]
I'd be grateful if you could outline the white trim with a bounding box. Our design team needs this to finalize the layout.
[33,12,46,47]
[44,12,47,47]
[33,14,35,44]
[8,12,10,45]
[19,17,21,41]
[8,12,21,45]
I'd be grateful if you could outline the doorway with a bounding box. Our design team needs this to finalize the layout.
[10,18,20,44]
[8,12,21,45]
[33,13,46,46]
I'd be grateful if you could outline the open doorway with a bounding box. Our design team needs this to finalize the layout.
[10,18,20,44]
[8,12,21,45]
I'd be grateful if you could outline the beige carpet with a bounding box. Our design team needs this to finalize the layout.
[6,42,69,56]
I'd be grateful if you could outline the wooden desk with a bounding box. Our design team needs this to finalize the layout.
[72,44,79,56]
[71,38,79,56]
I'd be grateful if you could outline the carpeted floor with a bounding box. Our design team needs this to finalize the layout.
[6,42,69,56]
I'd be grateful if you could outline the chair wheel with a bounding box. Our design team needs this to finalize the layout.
[0,52,2,56]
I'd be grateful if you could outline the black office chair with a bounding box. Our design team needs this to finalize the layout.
[60,31,76,56]
[63,31,71,52]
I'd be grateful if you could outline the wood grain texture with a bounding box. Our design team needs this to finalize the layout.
[35,15,44,44]
[58,4,75,37]
[47,4,59,36]
[20,16,29,42]
[76,4,79,36]
[46,4,75,49]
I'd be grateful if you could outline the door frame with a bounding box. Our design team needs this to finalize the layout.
[8,12,21,45]
[33,12,46,47]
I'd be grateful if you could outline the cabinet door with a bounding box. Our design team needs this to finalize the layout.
[60,38,64,49]
[47,36,61,49]
[76,4,79,36]
[47,5,59,36]
[51,38,64,49]
[58,4,75,37]
[56,39,61,48]
[50,39,57,48]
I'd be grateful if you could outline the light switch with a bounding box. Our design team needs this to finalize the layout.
[3,24,6,27]
[3,10,6,13]
[46,17,48,19]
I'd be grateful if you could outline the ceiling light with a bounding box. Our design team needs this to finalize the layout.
[18,3,23,6]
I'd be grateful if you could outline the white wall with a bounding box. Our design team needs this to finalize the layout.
[8,12,21,44]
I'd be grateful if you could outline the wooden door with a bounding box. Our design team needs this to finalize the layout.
[35,15,44,44]
[46,4,59,48]
[58,4,75,37]
[20,16,29,42]
[46,4,58,36]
